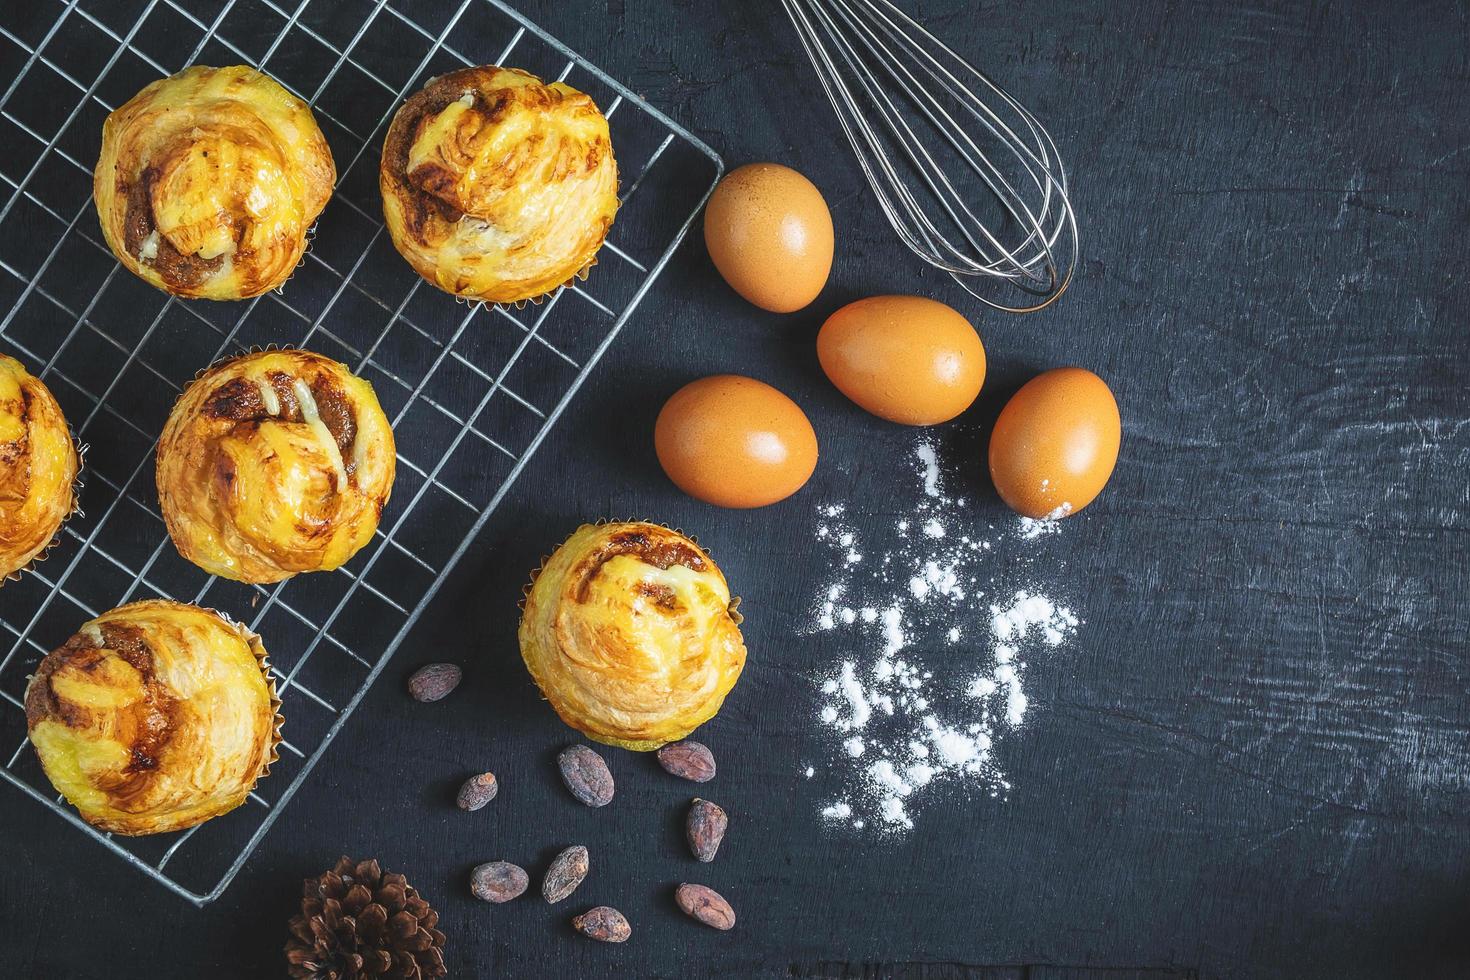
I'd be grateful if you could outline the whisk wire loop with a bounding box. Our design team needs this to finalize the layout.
[828,2,1044,279]
[781,0,1079,312]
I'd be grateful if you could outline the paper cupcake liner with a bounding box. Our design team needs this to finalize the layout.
[2,427,87,589]
[263,220,319,298]
[514,253,598,311]
[451,252,602,315]
[207,603,285,784]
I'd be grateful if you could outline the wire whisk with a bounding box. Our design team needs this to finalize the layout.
[780,0,1078,313]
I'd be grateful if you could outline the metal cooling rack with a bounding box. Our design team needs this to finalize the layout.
[0,0,722,905]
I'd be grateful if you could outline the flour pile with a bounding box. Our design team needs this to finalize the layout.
[805,441,1080,834]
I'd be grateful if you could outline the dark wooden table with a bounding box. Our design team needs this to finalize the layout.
[2,1,1467,977]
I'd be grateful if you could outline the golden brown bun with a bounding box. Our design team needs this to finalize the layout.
[518,522,746,751]
[380,66,618,305]
[94,65,335,300]
[156,349,395,583]
[0,354,79,581]
[24,599,281,836]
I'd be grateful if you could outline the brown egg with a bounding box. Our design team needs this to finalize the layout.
[988,367,1121,519]
[703,163,834,313]
[817,295,985,425]
[655,375,818,508]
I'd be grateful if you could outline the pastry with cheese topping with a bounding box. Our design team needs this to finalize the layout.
[24,599,281,836]
[94,65,335,299]
[1,354,80,582]
[518,522,746,751]
[156,349,395,583]
[380,66,619,305]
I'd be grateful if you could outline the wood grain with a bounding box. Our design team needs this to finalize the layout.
[1,1,1466,978]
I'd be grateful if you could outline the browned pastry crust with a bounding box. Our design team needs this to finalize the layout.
[380,66,619,304]
[156,349,395,583]
[24,599,282,836]
[519,522,747,751]
[0,354,79,581]
[94,65,334,299]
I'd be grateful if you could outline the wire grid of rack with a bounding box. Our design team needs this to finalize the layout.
[0,0,722,905]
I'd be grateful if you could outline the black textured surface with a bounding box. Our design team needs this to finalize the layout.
[2,1,1468,978]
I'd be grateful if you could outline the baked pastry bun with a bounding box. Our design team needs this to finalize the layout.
[519,522,746,751]
[24,599,281,836]
[94,65,335,299]
[0,354,80,582]
[156,349,395,583]
[380,66,618,305]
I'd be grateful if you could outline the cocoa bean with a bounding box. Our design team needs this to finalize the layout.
[656,740,716,783]
[686,798,728,862]
[675,883,736,930]
[456,772,498,811]
[408,663,461,702]
[470,861,528,903]
[542,845,589,904]
[557,745,614,807]
[572,906,630,943]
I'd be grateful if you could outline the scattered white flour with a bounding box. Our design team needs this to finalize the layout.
[916,442,942,498]
[821,801,852,820]
[805,439,1082,836]
[1018,502,1074,539]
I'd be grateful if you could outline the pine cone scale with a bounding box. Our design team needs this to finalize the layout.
[344,883,372,913]
[284,858,447,979]
[359,903,388,938]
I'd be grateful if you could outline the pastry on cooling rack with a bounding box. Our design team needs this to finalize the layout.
[94,65,335,300]
[0,354,80,583]
[156,349,395,583]
[24,599,282,836]
[380,66,619,305]
[519,521,746,751]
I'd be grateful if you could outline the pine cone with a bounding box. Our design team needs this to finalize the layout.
[285,857,447,980]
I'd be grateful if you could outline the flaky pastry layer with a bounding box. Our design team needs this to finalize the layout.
[380,66,618,305]
[156,349,395,583]
[0,354,79,581]
[519,522,746,751]
[94,65,335,299]
[24,599,281,836]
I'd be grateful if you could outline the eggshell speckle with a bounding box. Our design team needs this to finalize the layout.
[655,375,819,508]
[703,163,834,313]
[817,295,985,425]
[988,367,1121,519]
